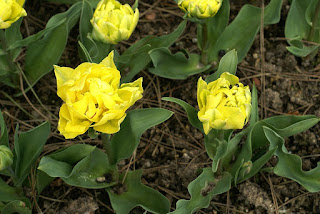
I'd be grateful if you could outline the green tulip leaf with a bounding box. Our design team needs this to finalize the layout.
[14,122,50,186]
[264,127,320,192]
[286,43,319,57]
[284,0,320,57]
[204,130,229,173]
[230,115,319,184]
[251,115,320,150]
[162,97,203,131]
[107,170,170,214]
[110,108,173,164]
[7,18,66,51]
[148,47,210,79]
[38,145,118,189]
[208,0,282,63]
[0,200,31,214]
[170,169,232,214]
[305,0,320,29]
[36,170,55,194]
[0,110,9,147]
[198,0,230,51]
[237,148,276,183]
[0,178,28,203]
[5,18,23,60]
[285,0,310,41]
[23,2,82,90]
[79,0,112,63]
[205,49,237,83]
[118,20,187,83]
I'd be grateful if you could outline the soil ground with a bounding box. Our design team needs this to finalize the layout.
[1,0,320,213]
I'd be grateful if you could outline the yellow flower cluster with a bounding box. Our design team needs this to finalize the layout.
[54,51,143,139]
[91,0,139,44]
[178,0,222,19]
[197,72,251,134]
[0,0,27,29]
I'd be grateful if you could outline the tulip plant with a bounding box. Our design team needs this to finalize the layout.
[147,0,283,80]
[1,0,320,213]
[163,50,320,214]
[285,0,320,58]
[0,111,50,213]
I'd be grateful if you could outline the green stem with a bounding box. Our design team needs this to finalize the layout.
[101,133,112,163]
[216,130,225,176]
[307,0,320,42]
[199,21,209,65]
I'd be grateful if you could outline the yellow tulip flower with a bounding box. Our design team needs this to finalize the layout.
[197,72,251,134]
[90,0,139,44]
[0,145,13,171]
[0,0,27,29]
[54,51,143,139]
[178,0,222,19]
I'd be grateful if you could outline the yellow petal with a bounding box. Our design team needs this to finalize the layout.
[100,51,117,69]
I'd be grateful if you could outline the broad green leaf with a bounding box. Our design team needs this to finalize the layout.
[208,0,282,63]
[251,115,320,149]
[0,178,27,203]
[220,128,250,174]
[119,20,187,82]
[24,2,82,88]
[36,170,54,194]
[14,122,50,186]
[79,0,112,63]
[305,0,320,29]
[230,115,319,184]
[285,0,310,40]
[148,48,210,79]
[286,43,319,57]
[107,170,170,214]
[284,0,320,57]
[197,0,230,51]
[170,169,232,214]
[0,110,9,147]
[0,200,31,214]
[264,127,320,192]
[5,18,23,59]
[48,144,95,164]
[110,108,173,164]
[162,97,203,131]
[205,49,237,83]
[237,148,276,183]
[38,146,118,189]
[0,55,19,88]
[7,18,66,51]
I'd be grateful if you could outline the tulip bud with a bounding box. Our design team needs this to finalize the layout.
[0,145,13,171]
[0,0,27,29]
[197,72,251,134]
[90,0,139,44]
[178,0,222,19]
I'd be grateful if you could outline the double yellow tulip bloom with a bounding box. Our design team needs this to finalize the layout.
[0,0,27,29]
[91,0,139,44]
[178,0,222,19]
[54,51,143,139]
[197,72,251,134]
